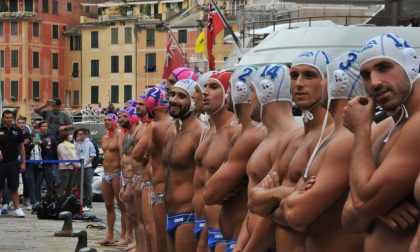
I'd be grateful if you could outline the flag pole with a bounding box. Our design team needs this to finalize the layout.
[166,27,190,66]
[210,0,243,54]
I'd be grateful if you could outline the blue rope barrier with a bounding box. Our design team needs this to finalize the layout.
[22,160,81,163]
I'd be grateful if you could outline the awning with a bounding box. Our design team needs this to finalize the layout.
[128,1,158,4]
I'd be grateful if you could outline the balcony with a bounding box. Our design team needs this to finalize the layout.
[0,11,36,20]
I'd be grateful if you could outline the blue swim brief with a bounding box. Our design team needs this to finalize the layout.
[208,227,225,252]
[166,212,195,237]
[194,217,207,240]
[225,239,237,252]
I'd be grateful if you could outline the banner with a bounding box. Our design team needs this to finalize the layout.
[207,0,226,70]
[195,31,205,53]
[163,33,185,79]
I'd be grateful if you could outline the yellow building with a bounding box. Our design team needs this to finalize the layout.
[64,1,237,108]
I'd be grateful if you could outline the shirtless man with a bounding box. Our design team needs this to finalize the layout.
[238,63,303,252]
[96,114,126,246]
[146,87,172,252]
[165,67,198,100]
[275,50,367,251]
[132,94,157,252]
[341,33,420,252]
[163,79,203,251]
[204,66,265,252]
[202,71,240,252]
[118,108,141,250]
[192,71,217,252]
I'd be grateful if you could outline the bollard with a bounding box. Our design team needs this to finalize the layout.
[74,230,88,252]
[54,211,73,236]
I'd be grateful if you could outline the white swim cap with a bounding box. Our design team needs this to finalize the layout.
[173,79,197,112]
[230,65,259,105]
[327,50,367,100]
[359,33,420,85]
[197,71,218,92]
[251,64,292,105]
[292,50,331,79]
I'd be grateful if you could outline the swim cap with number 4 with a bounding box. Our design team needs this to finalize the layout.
[359,33,420,84]
[251,64,291,105]
[230,65,259,104]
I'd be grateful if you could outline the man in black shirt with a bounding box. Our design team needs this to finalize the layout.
[0,110,26,217]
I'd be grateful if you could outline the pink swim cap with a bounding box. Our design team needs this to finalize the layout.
[171,67,198,81]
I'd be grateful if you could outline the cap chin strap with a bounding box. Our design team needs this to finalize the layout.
[302,98,322,123]
[384,104,408,143]
[173,111,192,130]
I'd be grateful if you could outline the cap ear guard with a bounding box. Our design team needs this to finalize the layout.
[232,81,249,103]
[257,79,275,104]
[403,48,420,79]
[329,69,349,97]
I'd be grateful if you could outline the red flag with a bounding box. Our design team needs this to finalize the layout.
[163,33,185,79]
[207,0,226,70]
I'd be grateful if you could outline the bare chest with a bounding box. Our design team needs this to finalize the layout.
[247,140,273,184]
[203,134,231,175]
[163,131,196,169]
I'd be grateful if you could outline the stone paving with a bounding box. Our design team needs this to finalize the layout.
[0,202,126,252]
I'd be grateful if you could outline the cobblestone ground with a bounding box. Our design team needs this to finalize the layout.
[0,202,126,252]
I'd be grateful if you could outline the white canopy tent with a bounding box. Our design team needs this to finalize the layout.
[235,25,420,66]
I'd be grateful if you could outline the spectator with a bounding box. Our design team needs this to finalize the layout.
[107,103,116,115]
[94,102,104,116]
[36,121,57,199]
[26,129,42,209]
[16,117,32,209]
[0,110,26,217]
[57,131,79,197]
[34,98,75,137]
[75,128,96,209]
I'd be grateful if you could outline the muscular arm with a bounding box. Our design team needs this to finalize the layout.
[34,102,48,114]
[342,194,373,233]
[283,135,352,231]
[349,121,420,217]
[132,124,152,163]
[204,134,262,205]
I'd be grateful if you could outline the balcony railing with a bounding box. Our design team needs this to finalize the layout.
[0,11,36,20]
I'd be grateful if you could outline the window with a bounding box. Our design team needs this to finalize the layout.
[72,62,79,77]
[11,50,18,68]
[124,27,132,44]
[111,28,118,44]
[33,81,40,100]
[70,35,81,51]
[52,25,58,39]
[52,82,59,98]
[145,53,156,72]
[85,6,90,14]
[11,81,18,100]
[67,2,72,12]
[0,50,4,68]
[111,56,119,73]
[52,53,58,69]
[124,56,132,73]
[26,0,34,12]
[0,81,3,101]
[33,22,39,37]
[91,86,99,104]
[91,31,98,48]
[146,29,155,46]
[42,0,49,13]
[91,60,99,77]
[11,22,18,36]
[178,30,187,44]
[111,85,119,103]
[124,85,132,102]
[33,51,39,68]
[73,90,79,105]
[0,22,3,36]
[10,1,18,12]
[52,0,58,14]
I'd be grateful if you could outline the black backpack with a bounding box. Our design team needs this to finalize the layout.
[35,195,81,219]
